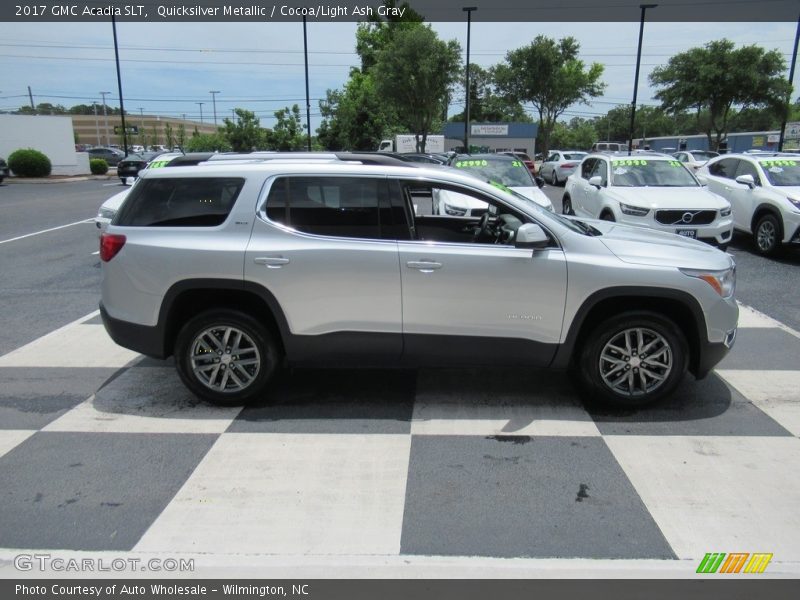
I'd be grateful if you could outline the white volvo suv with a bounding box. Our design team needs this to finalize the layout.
[563,154,734,248]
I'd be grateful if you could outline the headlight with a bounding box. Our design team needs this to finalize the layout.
[720,206,731,217]
[443,203,467,216]
[680,266,736,298]
[787,197,800,209]
[98,208,116,220]
[619,202,650,216]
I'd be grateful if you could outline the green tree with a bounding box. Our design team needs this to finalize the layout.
[355,0,425,72]
[222,108,267,151]
[494,36,605,158]
[549,118,597,150]
[372,25,461,152]
[448,65,532,123]
[164,123,175,150]
[318,71,399,150]
[267,104,306,151]
[184,132,232,152]
[650,39,789,150]
[176,123,187,150]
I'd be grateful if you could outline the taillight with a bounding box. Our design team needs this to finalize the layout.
[560,163,577,169]
[100,233,126,262]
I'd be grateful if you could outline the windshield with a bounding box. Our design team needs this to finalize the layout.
[759,158,800,186]
[563,153,587,161]
[691,151,718,160]
[453,158,534,187]
[610,158,699,187]
[495,185,597,235]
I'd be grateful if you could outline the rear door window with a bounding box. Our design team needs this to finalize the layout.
[708,158,739,179]
[114,177,245,227]
[265,176,393,240]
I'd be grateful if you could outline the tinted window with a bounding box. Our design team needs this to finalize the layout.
[115,177,244,227]
[590,159,608,185]
[735,160,761,185]
[708,158,739,179]
[546,154,559,162]
[266,176,386,240]
[581,158,596,179]
[563,153,586,161]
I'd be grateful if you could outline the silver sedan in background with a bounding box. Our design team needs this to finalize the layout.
[539,151,587,185]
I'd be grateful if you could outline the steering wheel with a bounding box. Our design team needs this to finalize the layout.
[474,213,492,241]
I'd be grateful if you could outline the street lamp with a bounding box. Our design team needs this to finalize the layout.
[196,102,204,124]
[209,90,220,125]
[463,7,477,154]
[628,4,657,156]
[779,10,800,151]
[93,101,101,145]
[100,91,111,146]
[302,16,312,151]
[111,14,129,156]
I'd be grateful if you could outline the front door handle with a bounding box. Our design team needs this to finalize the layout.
[254,256,290,268]
[407,260,442,273]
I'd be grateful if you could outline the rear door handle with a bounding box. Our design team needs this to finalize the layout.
[254,256,290,268]
[407,260,442,272]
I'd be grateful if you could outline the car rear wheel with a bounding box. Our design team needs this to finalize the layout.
[754,214,782,256]
[550,171,558,186]
[175,309,280,406]
[562,195,574,216]
[578,311,688,407]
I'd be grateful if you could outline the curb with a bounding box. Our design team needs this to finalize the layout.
[3,175,114,184]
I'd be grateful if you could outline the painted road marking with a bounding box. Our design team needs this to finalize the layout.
[0,219,94,245]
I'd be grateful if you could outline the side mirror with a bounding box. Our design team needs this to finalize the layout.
[515,223,550,249]
[735,174,756,189]
[534,176,545,189]
[588,175,604,188]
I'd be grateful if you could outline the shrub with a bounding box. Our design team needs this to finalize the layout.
[8,148,52,177]
[90,158,109,175]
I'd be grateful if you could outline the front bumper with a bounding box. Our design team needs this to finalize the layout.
[620,213,734,245]
[693,328,736,379]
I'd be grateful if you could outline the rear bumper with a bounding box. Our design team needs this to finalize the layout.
[100,303,167,359]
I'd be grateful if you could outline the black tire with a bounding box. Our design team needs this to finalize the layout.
[577,311,688,408]
[600,210,616,222]
[550,170,559,186]
[717,243,729,252]
[753,213,782,256]
[174,309,280,406]
[120,178,127,185]
[562,195,574,216]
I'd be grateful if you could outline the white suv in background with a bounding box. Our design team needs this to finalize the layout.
[563,154,733,248]
[696,153,800,255]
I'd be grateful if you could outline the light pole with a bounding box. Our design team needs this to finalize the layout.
[209,90,220,125]
[196,102,204,124]
[100,91,111,146]
[111,14,129,156]
[303,15,312,151]
[779,10,800,151]
[463,7,477,154]
[93,101,100,145]
[628,4,657,156]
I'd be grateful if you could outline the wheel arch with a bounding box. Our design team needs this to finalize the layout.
[158,279,290,359]
[750,203,784,236]
[551,287,706,377]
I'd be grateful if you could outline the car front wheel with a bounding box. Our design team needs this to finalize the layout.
[578,312,688,407]
[562,195,574,215]
[754,214,782,256]
[175,309,280,406]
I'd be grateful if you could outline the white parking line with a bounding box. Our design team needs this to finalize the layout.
[0,219,93,245]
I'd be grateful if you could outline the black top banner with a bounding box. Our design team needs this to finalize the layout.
[1,0,798,22]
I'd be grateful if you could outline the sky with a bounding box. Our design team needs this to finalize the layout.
[0,20,796,134]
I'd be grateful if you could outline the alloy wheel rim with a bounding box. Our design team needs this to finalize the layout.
[757,221,775,251]
[190,326,261,393]
[599,327,673,397]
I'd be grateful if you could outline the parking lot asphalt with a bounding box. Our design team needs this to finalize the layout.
[0,180,799,576]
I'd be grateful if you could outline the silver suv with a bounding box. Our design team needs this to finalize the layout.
[100,161,738,408]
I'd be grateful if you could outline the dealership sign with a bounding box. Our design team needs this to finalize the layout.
[471,124,509,136]
[785,122,800,140]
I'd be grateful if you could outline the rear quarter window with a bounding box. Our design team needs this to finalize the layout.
[114,177,245,227]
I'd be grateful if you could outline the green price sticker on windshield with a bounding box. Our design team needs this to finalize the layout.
[668,160,682,167]
[489,180,512,193]
[148,160,169,169]
[455,159,489,168]
[511,160,523,167]
[612,159,648,167]
[761,159,797,167]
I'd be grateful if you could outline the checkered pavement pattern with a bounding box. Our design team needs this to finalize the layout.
[0,305,798,566]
